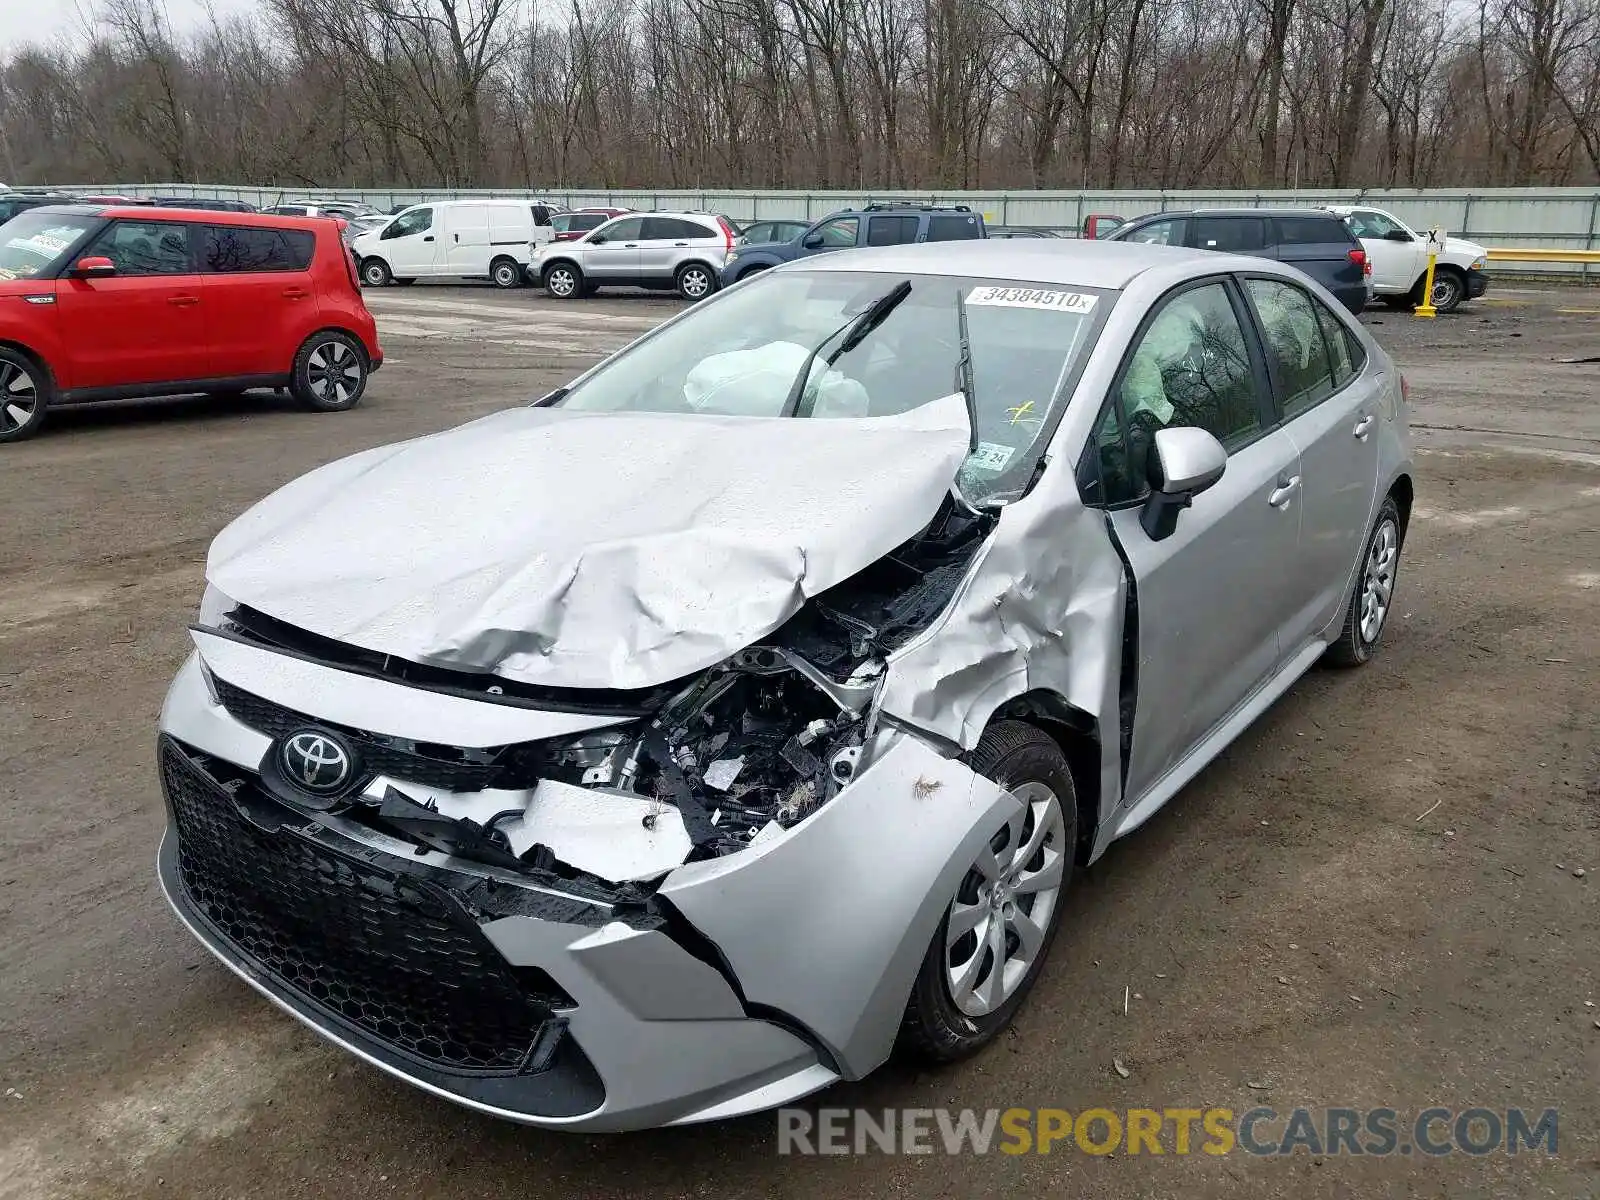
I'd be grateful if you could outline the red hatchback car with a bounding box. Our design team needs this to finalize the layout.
[0,204,382,443]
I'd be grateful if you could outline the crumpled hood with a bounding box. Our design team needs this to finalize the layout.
[208,394,972,690]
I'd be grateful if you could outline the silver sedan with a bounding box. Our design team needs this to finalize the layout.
[156,239,1412,1130]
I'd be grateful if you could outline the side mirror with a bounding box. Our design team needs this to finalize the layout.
[802,233,823,249]
[1383,228,1413,242]
[588,234,606,245]
[1140,427,1227,541]
[71,256,116,278]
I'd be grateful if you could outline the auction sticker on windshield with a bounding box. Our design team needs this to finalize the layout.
[968,442,1016,473]
[966,286,1096,313]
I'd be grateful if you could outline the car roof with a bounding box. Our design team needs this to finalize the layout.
[25,203,339,231]
[800,238,1213,289]
[1128,207,1343,220]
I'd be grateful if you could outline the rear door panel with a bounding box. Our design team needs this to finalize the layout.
[201,223,320,378]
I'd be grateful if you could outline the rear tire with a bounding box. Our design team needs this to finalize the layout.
[490,257,523,289]
[898,721,1077,1063]
[359,258,392,288]
[1323,496,1403,667]
[543,262,583,299]
[675,262,717,301]
[0,347,50,444]
[290,332,369,413]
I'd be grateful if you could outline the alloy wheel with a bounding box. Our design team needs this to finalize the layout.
[0,360,39,435]
[306,340,362,406]
[944,781,1068,1018]
[546,267,577,297]
[680,267,711,299]
[1359,518,1399,644]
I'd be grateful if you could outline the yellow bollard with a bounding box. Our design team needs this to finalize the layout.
[1414,251,1439,318]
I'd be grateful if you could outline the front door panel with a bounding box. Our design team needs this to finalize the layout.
[1112,427,1304,800]
[56,219,207,387]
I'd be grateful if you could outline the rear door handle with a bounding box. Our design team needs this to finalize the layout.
[674,242,689,247]
[1268,474,1301,508]
[1353,414,1375,439]
[624,243,638,248]
[422,235,434,242]
[167,295,199,307]
[282,287,309,300]
[453,233,460,243]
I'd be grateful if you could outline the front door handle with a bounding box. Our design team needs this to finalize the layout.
[1268,475,1301,508]
[1353,413,1375,439]
[674,242,689,247]
[422,235,434,242]
[167,295,199,307]
[624,242,638,248]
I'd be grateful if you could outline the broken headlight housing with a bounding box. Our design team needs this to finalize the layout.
[534,646,878,858]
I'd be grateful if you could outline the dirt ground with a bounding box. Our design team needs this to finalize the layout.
[1,282,1596,1199]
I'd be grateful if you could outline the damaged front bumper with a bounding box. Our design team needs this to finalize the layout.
[157,644,1019,1130]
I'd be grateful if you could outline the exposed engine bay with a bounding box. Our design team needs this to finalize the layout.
[205,494,996,893]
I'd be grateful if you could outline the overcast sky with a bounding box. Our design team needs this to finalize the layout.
[0,0,259,50]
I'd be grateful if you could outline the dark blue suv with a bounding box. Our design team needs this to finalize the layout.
[719,203,986,285]
[1107,208,1372,315]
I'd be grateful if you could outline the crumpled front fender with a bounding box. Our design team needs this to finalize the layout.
[659,730,1022,1078]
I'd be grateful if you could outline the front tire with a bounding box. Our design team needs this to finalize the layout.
[1323,496,1403,667]
[290,332,369,412]
[490,257,523,289]
[1428,267,1465,314]
[899,721,1077,1063]
[359,258,392,288]
[0,347,50,443]
[543,262,583,299]
[675,262,717,301]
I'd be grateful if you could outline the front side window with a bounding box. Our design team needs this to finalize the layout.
[810,217,859,248]
[553,270,1110,506]
[382,208,432,239]
[0,213,96,280]
[202,225,315,273]
[867,215,918,246]
[593,216,644,242]
[1246,278,1335,420]
[1123,218,1185,246]
[1103,282,1263,504]
[82,220,193,275]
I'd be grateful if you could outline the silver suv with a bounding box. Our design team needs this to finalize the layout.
[528,210,738,301]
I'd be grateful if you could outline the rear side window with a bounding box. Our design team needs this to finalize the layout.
[81,220,193,275]
[1273,216,1350,246]
[867,215,918,246]
[202,225,314,273]
[643,216,714,240]
[1314,303,1366,385]
[927,214,981,241]
[1194,216,1267,253]
[1246,278,1336,419]
[1122,217,1186,246]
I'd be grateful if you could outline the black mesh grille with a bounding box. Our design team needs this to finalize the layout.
[163,740,566,1074]
[212,677,502,792]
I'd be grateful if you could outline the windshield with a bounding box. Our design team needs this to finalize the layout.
[0,213,95,280]
[553,269,1112,505]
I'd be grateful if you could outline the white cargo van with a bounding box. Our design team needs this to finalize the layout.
[352,199,562,288]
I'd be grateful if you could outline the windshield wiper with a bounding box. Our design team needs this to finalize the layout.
[779,279,913,418]
[952,288,980,452]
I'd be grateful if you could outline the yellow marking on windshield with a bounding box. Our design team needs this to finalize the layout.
[1008,401,1035,425]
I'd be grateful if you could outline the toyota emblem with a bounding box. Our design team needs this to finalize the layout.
[280,730,355,793]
